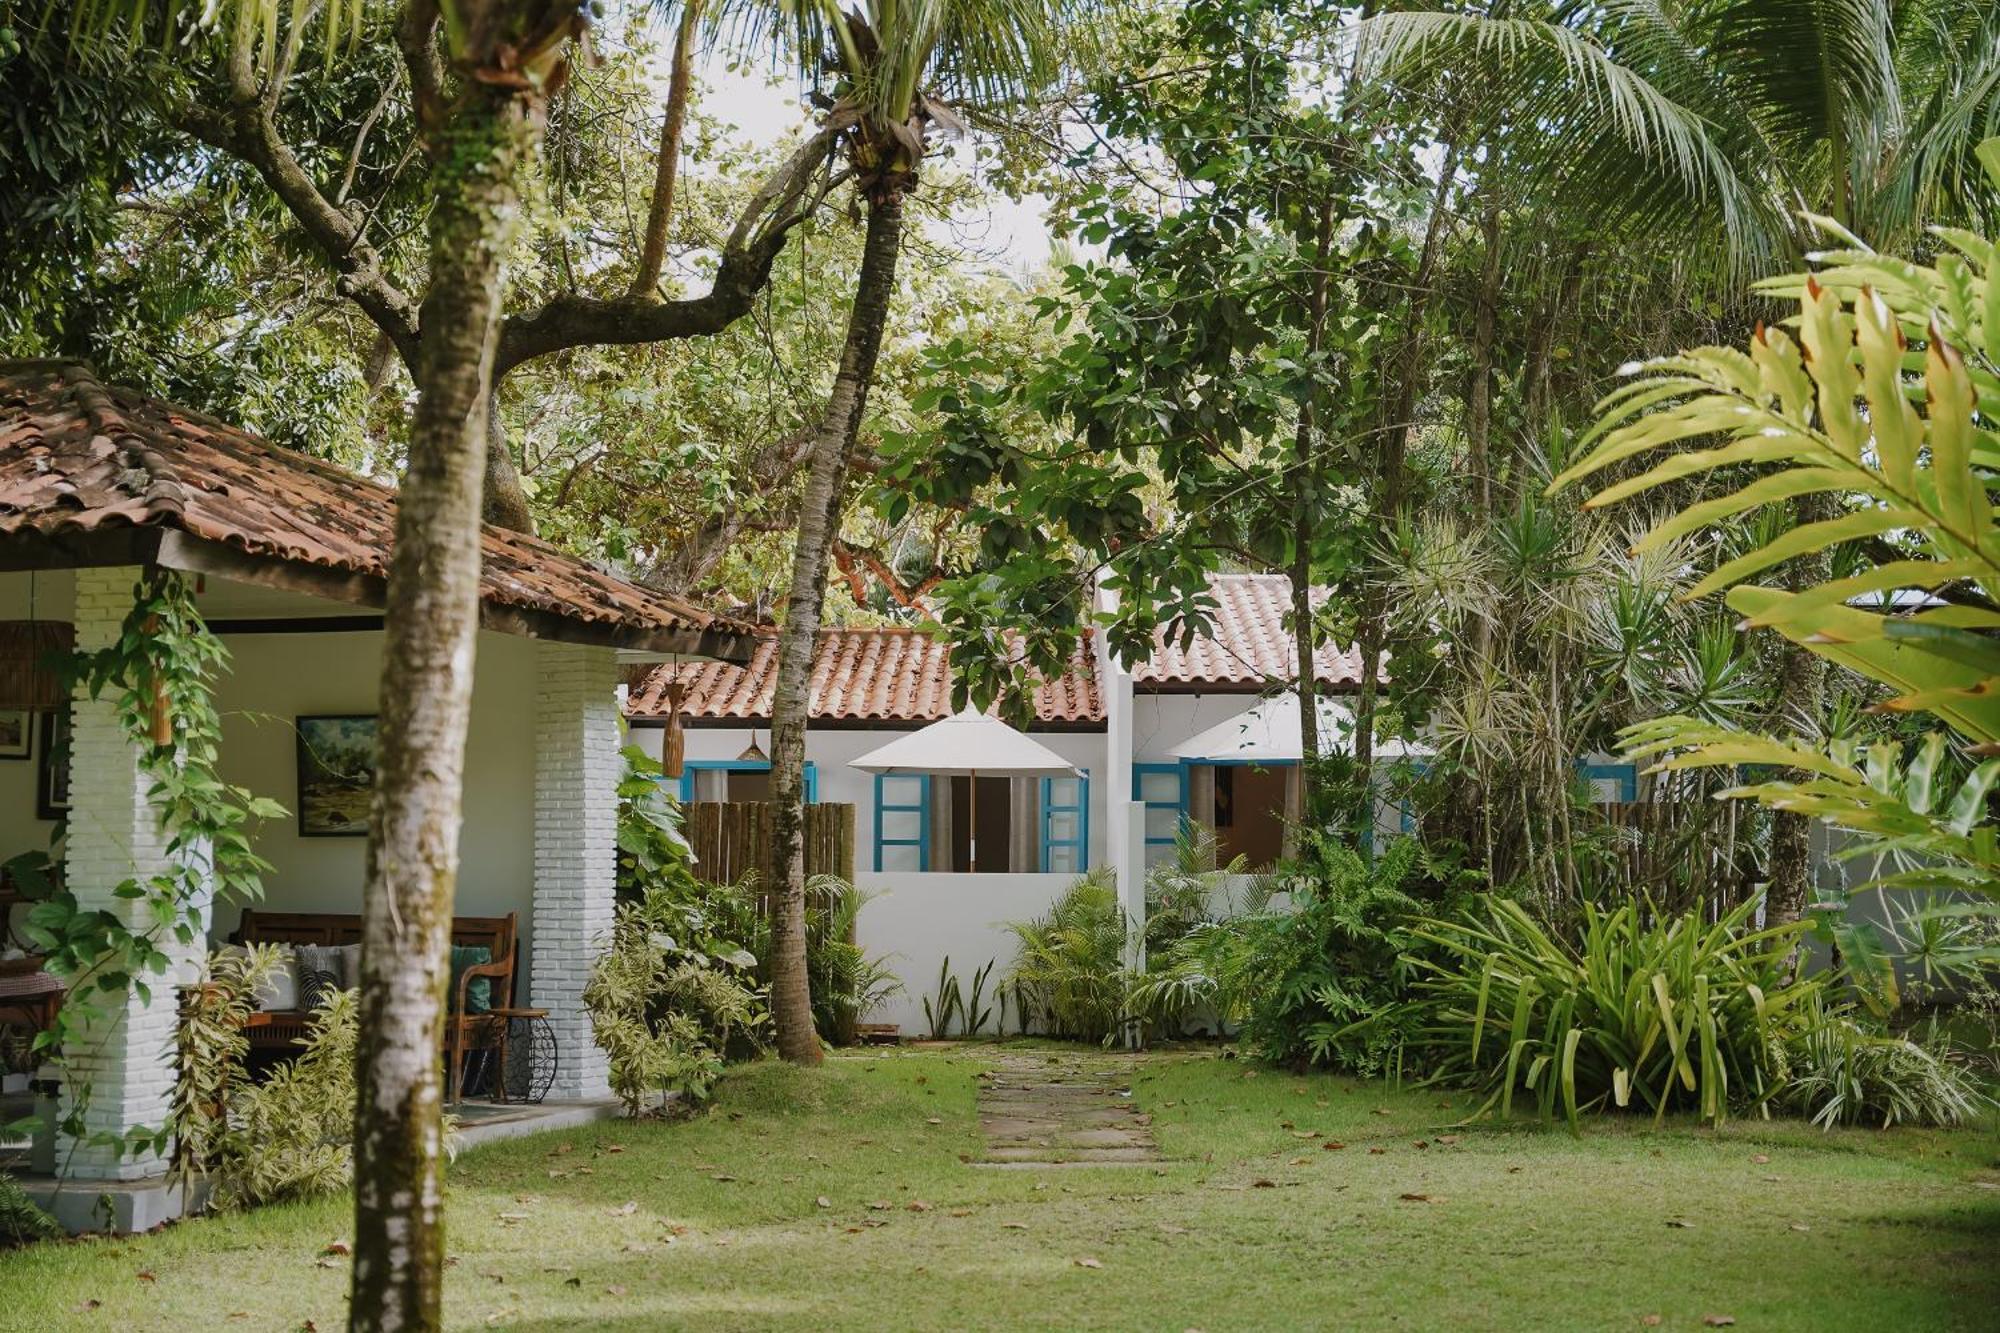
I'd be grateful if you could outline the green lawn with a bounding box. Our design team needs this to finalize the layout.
[4,1046,1997,1331]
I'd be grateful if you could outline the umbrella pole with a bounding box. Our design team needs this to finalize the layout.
[968,768,978,873]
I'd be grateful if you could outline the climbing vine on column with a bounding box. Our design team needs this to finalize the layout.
[3,567,283,1159]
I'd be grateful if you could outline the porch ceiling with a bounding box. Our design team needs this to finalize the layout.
[0,360,755,664]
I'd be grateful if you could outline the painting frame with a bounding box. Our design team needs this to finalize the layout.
[296,714,379,838]
[0,710,29,761]
[36,710,69,821]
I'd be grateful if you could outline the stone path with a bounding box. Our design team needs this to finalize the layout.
[974,1050,1161,1166]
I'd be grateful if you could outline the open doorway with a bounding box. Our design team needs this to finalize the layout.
[1211,764,1289,870]
[945,775,1015,872]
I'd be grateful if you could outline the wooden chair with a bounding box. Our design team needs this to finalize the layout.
[231,910,518,1101]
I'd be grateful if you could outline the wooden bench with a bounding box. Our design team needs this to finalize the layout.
[231,910,518,1101]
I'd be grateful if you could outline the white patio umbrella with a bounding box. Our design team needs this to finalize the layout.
[849,708,1080,871]
[1168,691,1426,763]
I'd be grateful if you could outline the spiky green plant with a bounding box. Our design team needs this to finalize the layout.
[1781,997,1992,1128]
[1405,897,1823,1127]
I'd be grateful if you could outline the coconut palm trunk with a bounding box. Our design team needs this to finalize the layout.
[768,182,907,1064]
[350,76,544,1332]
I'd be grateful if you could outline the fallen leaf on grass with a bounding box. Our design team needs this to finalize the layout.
[907,1201,932,1212]
[925,1117,942,1125]
[1790,1223,1811,1232]
[1641,1316,1662,1327]
[1002,1222,1030,1230]
[1435,1135,1461,1146]
[1398,1193,1439,1204]
[321,1240,351,1257]
[548,1143,573,1157]
[1373,1108,1392,1116]
[1367,1148,1387,1156]
[136,1272,157,1284]
[815,1196,832,1209]
[74,1300,101,1313]
[1289,1157,1312,1166]
[1752,1154,1770,1164]
[605,1285,628,1297]
[610,1201,639,1216]
[1323,1141,1346,1151]
[1252,1179,1277,1188]
[498,1213,529,1224]
[1073,1257,1103,1269]
[711,1174,738,1183]
[1413,1140,1430,1149]
[606,1145,625,1154]
[869,1200,893,1211]
[1665,1219,1694,1229]
[1158,1224,1190,1235]
[1702,1317,1736,1327]
[563,1277,582,1289]
[621,1243,653,1255]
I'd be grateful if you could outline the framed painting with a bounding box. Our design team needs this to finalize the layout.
[36,711,69,821]
[296,714,378,837]
[0,711,29,760]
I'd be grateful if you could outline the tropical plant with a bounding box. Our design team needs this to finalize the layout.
[584,880,767,1115]
[1133,835,1443,1072]
[1554,160,2000,921]
[801,876,902,1046]
[1780,997,1992,1129]
[169,943,286,1201]
[207,989,371,1211]
[922,957,964,1041]
[0,1171,58,1248]
[1005,870,1129,1044]
[1404,897,1822,1127]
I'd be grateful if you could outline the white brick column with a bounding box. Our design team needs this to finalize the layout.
[60,566,212,1180]
[531,641,619,1100]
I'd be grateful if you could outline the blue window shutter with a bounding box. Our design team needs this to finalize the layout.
[805,761,818,803]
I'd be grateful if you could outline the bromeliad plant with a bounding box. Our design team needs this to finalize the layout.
[1552,142,2000,906]
[1405,897,1821,1127]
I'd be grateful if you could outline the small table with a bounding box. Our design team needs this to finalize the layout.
[466,1006,557,1105]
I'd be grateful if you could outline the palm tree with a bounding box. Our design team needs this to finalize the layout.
[670,0,1069,1063]
[1355,0,2000,924]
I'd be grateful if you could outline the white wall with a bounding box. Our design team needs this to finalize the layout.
[851,870,1077,1034]
[208,624,540,998]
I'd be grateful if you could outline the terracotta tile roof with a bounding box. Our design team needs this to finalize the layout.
[0,361,754,661]
[1132,573,1368,688]
[626,627,1104,725]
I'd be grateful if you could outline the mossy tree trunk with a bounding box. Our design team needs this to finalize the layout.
[349,70,544,1332]
[768,184,907,1064]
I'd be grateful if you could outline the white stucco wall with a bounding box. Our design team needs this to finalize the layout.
[207,623,540,992]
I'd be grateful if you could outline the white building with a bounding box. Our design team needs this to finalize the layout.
[624,573,1398,1033]
[0,362,752,1220]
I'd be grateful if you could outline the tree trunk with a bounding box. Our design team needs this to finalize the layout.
[1765,497,1832,928]
[482,395,537,533]
[631,0,702,297]
[1290,197,1334,823]
[1351,136,1460,822]
[349,81,541,1333]
[1466,171,1502,661]
[767,187,906,1064]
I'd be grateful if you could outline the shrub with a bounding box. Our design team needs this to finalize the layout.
[1132,835,1447,1072]
[1006,870,1128,1043]
[0,1172,58,1247]
[1404,896,1821,1126]
[585,884,764,1116]
[798,876,902,1045]
[207,989,363,1210]
[1780,1000,1992,1130]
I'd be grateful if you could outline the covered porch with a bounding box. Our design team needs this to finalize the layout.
[0,361,753,1196]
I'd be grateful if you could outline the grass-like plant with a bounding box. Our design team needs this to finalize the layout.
[1781,997,1992,1129]
[1405,896,1822,1127]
